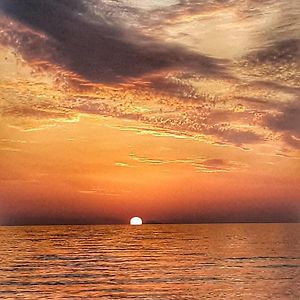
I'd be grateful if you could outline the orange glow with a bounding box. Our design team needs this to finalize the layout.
[0,1,299,224]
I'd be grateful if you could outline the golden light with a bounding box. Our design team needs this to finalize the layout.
[130,216,143,225]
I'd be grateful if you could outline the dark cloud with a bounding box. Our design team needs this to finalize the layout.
[237,96,268,105]
[2,106,72,120]
[203,158,227,167]
[208,126,262,146]
[201,158,231,171]
[240,38,300,90]
[265,102,300,134]
[245,39,300,64]
[0,0,229,85]
[264,101,300,148]
[253,81,300,95]
[282,134,300,149]
[146,77,201,100]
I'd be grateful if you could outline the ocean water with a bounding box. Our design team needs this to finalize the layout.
[0,224,299,299]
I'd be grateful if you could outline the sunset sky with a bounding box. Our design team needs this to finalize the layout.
[0,0,299,225]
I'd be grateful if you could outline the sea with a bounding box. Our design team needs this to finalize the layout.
[0,224,299,299]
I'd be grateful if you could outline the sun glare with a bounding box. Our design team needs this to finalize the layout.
[130,216,143,225]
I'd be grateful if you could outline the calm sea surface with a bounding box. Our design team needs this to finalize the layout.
[0,224,299,299]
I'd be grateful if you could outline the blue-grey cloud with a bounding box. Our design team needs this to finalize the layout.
[0,0,229,85]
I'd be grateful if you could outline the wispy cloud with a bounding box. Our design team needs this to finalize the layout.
[128,153,246,173]
[0,0,299,151]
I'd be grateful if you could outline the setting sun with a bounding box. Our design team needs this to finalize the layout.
[130,217,143,226]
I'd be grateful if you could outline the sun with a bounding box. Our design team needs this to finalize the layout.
[130,216,143,225]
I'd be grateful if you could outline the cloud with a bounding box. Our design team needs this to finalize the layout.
[253,81,300,96]
[128,153,245,173]
[264,102,300,134]
[282,134,300,150]
[115,162,130,167]
[0,0,229,85]
[1,0,299,152]
[240,38,300,90]
[245,39,300,65]
[195,158,243,172]
[263,100,300,149]
[207,126,263,146]
[139,0,233,30]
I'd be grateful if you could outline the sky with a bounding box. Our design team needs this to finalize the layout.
[0,0,299,225]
